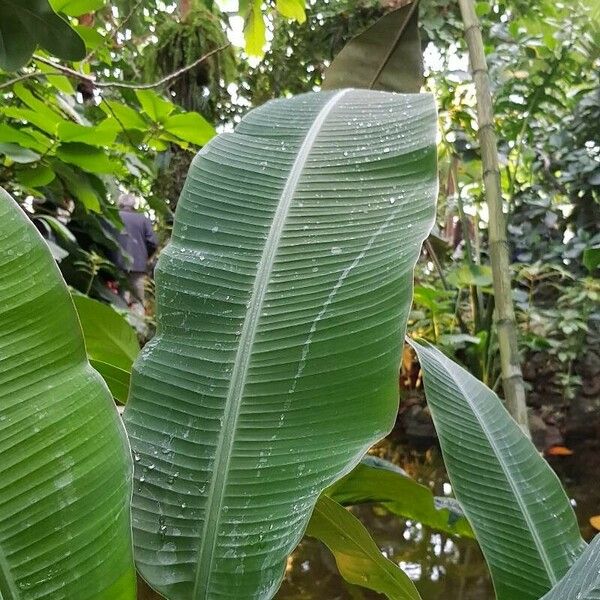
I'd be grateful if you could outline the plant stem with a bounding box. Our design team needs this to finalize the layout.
[457,0,529,432]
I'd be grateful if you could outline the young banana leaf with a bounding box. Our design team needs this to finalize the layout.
[409,338,586,600]
[123,89,438,599]
[540,534,600,600]
[0,188,135,599]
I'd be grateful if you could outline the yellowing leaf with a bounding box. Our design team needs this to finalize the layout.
[241,0,266,57]
[276,0,306,23]
[590,516,600,531]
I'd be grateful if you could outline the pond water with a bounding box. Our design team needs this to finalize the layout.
[276,435,600,600]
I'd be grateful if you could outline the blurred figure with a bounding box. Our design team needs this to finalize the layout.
[113,193,158,308]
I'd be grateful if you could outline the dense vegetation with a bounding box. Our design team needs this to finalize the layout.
[0,0,599,599]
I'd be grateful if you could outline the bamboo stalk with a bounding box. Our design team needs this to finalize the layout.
[457,0,529,432]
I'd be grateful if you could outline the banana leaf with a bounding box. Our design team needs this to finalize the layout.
[0,188,135,599]
[307,495,422,600]
[540,534,600,600]
[123,89,438,599]
[409,338,586,600]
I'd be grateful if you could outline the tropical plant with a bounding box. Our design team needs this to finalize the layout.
[1,85,600,600]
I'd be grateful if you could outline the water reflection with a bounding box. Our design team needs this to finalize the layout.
[277,437,600,600]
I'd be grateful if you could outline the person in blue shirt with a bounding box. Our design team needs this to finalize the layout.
[112,193,158,306]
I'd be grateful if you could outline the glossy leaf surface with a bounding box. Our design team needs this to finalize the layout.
[0,188,135,599]
[409,338,586,600]
[123,90,438,599]
[307,495,422,600]
[540,535,600,600]
[326,456,473,537]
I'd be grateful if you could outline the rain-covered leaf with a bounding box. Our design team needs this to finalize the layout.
[0,187,136,598]
[540,535,600,600]
[409,338,587,600]
[123,90,437,599]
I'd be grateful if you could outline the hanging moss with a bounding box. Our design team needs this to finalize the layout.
[141,2,236,120]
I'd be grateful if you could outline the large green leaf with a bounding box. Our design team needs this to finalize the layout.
[0,188,135,599]
[540,535,600,600]
[0,0,85,71]
[408,339,587,600]
[72,294,140,403]
[123,89,438,599]
[306,495,422,600]
[326,456,474,537]
[322,1,423,93]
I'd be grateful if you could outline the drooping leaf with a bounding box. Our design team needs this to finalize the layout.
[0,187,136,598]
[123,90,438,599]
[322,1,423,93]
[326,456,474,537]
[52,161,102,212]
[307,495,423,600]
[540,535,600,600]
[0,0,85,71]
[162,112,216,146]
[72,294,140,403]
[408,338,587,600]
[56,142,120,174]
[240,0,266,57]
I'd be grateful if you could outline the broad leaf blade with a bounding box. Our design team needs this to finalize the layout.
[327,457,473,537]
[540,535,600,600]
[0,188,135,599]
[123,90,438,599]
[307,495,423,600]
[322,1,423,93]
[72,294,140,403]
[409,338,586,600]
[0,0,85,71]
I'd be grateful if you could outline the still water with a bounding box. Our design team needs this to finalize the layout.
[276,436,600,600]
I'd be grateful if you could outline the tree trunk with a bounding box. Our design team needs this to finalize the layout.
[457,0,529,432]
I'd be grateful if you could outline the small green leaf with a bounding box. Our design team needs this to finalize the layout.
[56,142,120,174]
[16,165,56,187]
[0,142,41,163]
[307,495,423,600]
[135,90,175,124]
[275,0,306,23]
[583,245,600,273]
[101,101,148,130]
[0,124,48,153]
[73,24,106,50]
[447,263,493,288]
[57,122,117,146]
[53,161,102,212]
[162,112,216,146]
[50,0,105,16]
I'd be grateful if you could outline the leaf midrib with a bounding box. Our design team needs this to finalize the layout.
[431,346,558,587]
[192,89,351,598]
